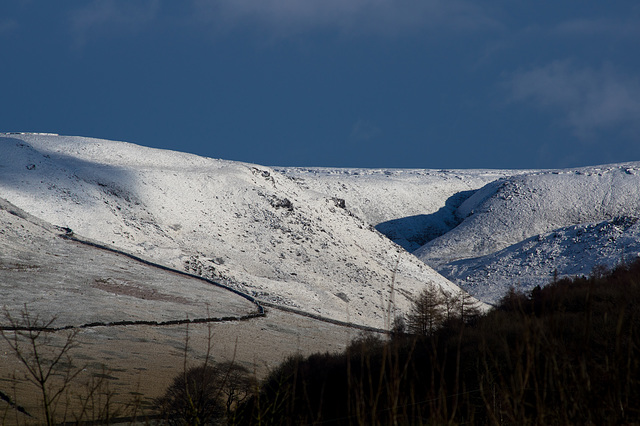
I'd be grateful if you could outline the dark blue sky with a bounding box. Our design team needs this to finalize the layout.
[2,1,639,169]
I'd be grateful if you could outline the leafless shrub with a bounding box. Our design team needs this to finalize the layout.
[0,306,81,425]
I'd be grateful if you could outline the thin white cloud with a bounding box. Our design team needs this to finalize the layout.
[506,60,640,140]
[479,14,640,68]
[62,0,501,45]
[69,0,160,47]
[191,0,501,37]
[553,17,640,38]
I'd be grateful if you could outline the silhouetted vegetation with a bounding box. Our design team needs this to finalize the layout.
[154,359,256,425]
[234,258,640,425]
[0,307,82,425]
[154,364,226,425]
[406,284,482,337]
[0,307,137,424]
[154,361,255,425]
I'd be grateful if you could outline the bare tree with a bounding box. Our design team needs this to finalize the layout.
[406,284,445,336]
[155,360,256,424]
[390,314,407,338]
[155,363,226,425]
[441,290,461,323]
[155,322,256,425]
[0,306,82,425]
[217,361,256,417]
[458,292,482,324]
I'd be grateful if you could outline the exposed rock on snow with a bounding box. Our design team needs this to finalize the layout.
[0,197,257,326]
[415,165,640,268]
[3,133,639,315]
[0,134,464,329]
[440,216,640,305]
[277,167,518,251]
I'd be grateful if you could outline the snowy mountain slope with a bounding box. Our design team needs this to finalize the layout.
[1,195,360,417]
[0,197,257,326]
[0,133,464,329]
[277,167,519,251]
[6,133,636,319]
[415,164,640,268]
[440,217,640,304]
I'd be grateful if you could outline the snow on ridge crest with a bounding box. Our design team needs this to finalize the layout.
[4,133,637,319]
[0,133,464,329]
[415,163,640,268]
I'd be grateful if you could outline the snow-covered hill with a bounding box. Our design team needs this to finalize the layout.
[414,165,640,303]
[415,165,640,267]
[0,133,465,329]
[277,167,518,251]
[3,133,639,317]
[441,217,640,304]
[0,197,257,326]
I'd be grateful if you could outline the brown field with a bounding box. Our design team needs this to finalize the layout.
[0,308,356,423]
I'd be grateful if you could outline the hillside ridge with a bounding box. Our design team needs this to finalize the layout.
[0,133,464,329]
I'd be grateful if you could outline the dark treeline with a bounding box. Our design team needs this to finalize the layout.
[230,259,640,425]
